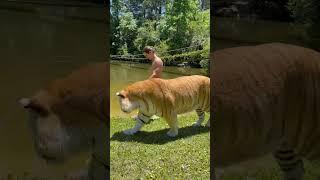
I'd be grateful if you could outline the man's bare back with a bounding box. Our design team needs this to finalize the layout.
[149,56,163,79]
[143,46,163,79]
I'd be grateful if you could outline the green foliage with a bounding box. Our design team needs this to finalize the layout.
[286,0,320,48]
[163,0,201,50]
[110,0,122,54]
[134,20,160,51]
[200,59,209,69]
[287,0,319,25]
[154,40,170,57]
[190,10,210,47]
[199,39,210,73]
[201,0,210,10]
[118,6,138,53]
[111,0,210,67]
[162,49,209,67]
[118,43,129,55]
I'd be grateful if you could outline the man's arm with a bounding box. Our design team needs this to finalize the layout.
[148,67,162,79]
[148,60,163,79]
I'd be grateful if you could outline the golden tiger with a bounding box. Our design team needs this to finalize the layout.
[18,62,109,179]
[212,43,320,180]
[116,75,210,137]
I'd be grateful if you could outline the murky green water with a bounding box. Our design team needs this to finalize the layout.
[110,61,207,117]
[0,4,105,179]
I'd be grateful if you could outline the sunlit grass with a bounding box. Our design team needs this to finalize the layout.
[110,113,210,179]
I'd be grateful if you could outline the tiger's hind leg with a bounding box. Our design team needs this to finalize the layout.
[273,145,305,180]
[193,109,205,127]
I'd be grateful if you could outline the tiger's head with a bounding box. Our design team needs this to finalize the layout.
[116,90,140,113]
[18,90,91,163]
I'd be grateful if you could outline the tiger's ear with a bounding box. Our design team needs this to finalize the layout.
[18,98,32,108]
[116,92,125,98]
[18,97,49,116]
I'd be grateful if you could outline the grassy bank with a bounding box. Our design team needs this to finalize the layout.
[110,113,210,179]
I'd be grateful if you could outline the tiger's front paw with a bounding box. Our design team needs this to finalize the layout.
[166,129,178,137]
[123,128,138,135]
[192,121,202,127]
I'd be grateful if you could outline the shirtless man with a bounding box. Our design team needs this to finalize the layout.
[143,46,164,79]
[129,46,163,122]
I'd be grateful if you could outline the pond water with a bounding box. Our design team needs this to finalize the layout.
[0,4,106,179]
[110,61,207,117]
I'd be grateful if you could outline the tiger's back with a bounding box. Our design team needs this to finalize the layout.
[161,75,210,114]
[213,43,320,179]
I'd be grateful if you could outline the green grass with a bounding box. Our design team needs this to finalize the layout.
[110,113,210,180]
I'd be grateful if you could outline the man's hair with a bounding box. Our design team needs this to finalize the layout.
[143,46,155,54]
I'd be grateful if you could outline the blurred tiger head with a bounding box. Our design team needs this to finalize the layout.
[18,91,74,162]
[116,90,140,113]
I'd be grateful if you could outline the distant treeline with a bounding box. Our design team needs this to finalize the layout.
[110,0,210,65]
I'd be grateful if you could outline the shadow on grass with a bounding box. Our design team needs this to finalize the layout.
[110,125,209,145]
